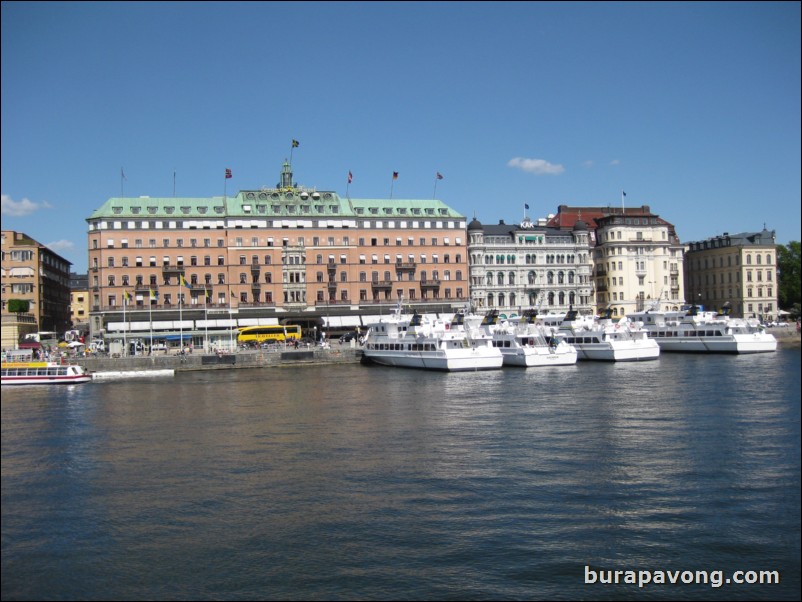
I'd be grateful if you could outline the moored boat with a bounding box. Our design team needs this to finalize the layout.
[361,302,504,371]
[482,309,578,367]
[2,350,91,385]
[627,303,777,354]
[541,308,660,362]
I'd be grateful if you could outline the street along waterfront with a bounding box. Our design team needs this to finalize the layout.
[2,349,800,600]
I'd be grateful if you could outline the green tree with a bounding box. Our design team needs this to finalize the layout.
[777,241,801,316]
[7,299,30,313]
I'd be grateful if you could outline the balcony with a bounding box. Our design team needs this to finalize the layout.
[395,261,417,272]
[371,280,393,290]
[162,264,185,275]
[420,279,441,289]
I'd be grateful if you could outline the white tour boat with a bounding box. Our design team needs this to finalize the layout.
[361,303,504,371]
[2,350,91,385]
[627,304,777,354]
[541,308,660,362]
[482,310,578,367]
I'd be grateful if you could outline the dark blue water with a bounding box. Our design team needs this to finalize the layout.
[2,349,800,600]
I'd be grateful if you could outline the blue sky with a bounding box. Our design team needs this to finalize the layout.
[2,1,800,274]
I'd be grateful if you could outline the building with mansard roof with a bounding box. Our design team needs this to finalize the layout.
[684,228,778,321]
[85,162,469,348]
[467,214,594,316]
[546,204,686,316]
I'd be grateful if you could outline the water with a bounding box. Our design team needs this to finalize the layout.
[2,349,800,600]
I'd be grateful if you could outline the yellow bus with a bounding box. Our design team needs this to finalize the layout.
[237,324,302,345]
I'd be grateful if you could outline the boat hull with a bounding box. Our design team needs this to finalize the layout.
[654,335,777,354]
[573,341,660,362]
[2,373,92,385]
[501,347,578,367]
[362,349,503,371]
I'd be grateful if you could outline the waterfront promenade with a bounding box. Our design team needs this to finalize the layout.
[74,344,363,374]
[70,326,800,376]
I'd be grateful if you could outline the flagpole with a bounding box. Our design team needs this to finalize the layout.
[149,293,153,353]
[204,289,209,353]
[227,285,235,352]
[229,291,234,352]
[621,190,626,213]
[173,170,176,197]
[433,176,438,200]
[123,293,127,356]
[121,167,126,198]
[390,172,396,199]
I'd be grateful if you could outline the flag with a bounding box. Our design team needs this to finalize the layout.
[149,288,158,301]
[292,139,300,148]
[121,167,127,180]
[225,168,232,179]
[180,274,191,288]
[205,288,211,299]
[124,290,131,302]
[348,171,353,184]
[392,171,398,180]
[231,290,236,299]
[525,203,530,209]
[436,172,444,180]
[622,190,626,197]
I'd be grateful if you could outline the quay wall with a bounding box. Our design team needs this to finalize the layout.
[75,347,363,374]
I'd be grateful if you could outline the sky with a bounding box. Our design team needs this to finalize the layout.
[2,1,800,274]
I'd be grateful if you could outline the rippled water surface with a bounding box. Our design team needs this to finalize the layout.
[2,349,800,600]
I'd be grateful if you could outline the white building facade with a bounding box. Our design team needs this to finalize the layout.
[467,216,594,316]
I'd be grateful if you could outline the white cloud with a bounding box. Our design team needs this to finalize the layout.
[1,194,48,216]
[609,159,621,166]
[507,157,565,175]
[582,160,595,168]
[46,239,76,254]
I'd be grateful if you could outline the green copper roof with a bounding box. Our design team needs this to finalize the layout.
[87,190,465,221]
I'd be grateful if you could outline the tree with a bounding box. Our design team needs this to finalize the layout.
[777,241,801,317]
[7,299,30,313]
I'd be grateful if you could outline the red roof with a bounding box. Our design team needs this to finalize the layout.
[545,204,673,232]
